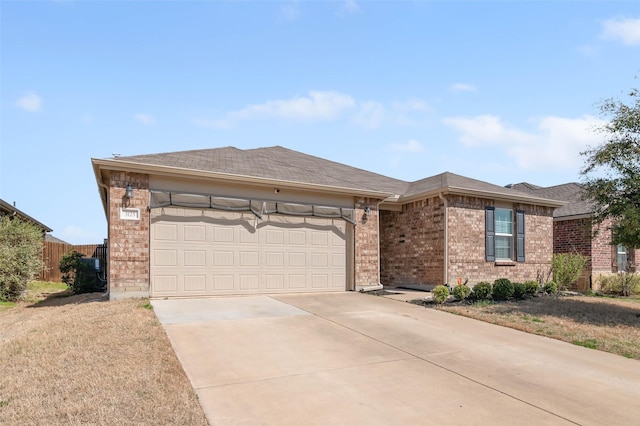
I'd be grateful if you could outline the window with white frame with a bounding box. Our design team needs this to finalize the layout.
[617,244,628,272]
[495,208,513,259]
[486,206,525,262]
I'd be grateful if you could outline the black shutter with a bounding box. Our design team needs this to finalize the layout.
[516,209,525,262]
[485,207,495,262]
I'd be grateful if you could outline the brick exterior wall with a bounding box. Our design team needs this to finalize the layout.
[591,219,614,274]
[553,217,620,290]
[105,180,380,296]
[447,196,554,285]
[354,197,381,288]
[108,172,150,297]
[380,198,445,286]
[380,195,554,288]
[553,218,593,290]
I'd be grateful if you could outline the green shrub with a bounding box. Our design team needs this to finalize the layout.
[543,281,558,295]
[492,278,514,300]
[432,285,450,304]
[552,253,587,290]
[0,217,45,302]
[472,282,492,300]
[453,284,471,301]
[59,251,95,294]
[523,280,540,297]
[512,282,526,300]
[598,273,640,296]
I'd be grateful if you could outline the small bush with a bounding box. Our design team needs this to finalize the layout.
[543,281,558,295]
[453,284,471,301]
[0,217,45,302]
[59,251,95,294]
[552,253,587,290]
[492,278,514,300]
[598,273,640,296]
[432,285,450,304]
[523,280,540,297]
[472,282,492,300]
[512,282,526,300]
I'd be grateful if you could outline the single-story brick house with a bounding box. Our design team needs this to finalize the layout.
[92,146,563,299]
[510,182,638,290]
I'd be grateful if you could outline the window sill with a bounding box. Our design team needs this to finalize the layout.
[495,260,516,266]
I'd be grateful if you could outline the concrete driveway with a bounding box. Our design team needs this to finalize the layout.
[153,292,640,425]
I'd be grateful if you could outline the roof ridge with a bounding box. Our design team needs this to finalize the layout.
[116,146,242,160]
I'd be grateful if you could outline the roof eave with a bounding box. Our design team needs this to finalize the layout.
[554,213,593,221]
[91,158,393,201]
[384,186,566,208]
[0,199,53,232]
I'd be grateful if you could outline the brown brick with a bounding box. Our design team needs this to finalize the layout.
[107,172,150,292]
[381,195,554,287]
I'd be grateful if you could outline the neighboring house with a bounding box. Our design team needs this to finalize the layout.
[0,199,54,281]
[0,198,52,235]
[92,146,563,299]
[509,182,634,290]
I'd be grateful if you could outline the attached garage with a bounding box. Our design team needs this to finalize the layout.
[92,146,395,300]
[150,206,349,297]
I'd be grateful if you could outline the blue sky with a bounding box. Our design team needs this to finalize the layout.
[1,1,639,244]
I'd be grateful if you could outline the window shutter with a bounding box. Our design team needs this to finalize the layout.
[485,207,495,262]
[516,209,525,262]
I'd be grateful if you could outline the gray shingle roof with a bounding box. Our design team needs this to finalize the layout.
[119,146,409,195]
[509,182,593,218]
[108,146,561,206]
[45,234,71,244]
[0,198,52,232]
[406,172,536,199]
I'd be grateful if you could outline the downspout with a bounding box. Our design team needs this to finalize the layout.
[438,192,449,285]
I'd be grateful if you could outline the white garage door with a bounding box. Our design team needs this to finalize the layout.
[150,207,347,297]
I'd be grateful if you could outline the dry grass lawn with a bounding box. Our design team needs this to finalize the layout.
[433,295,640,360]
[0,286,207,425]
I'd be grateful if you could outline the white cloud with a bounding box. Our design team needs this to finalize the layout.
[390,98,431,126]
[134,113,156,125]
[443,115,533,147]
[338,0,360,15]
[280,1,300,21]
[391,139,424,153]
[194,92,431,130]
[392,98,430,113]
[16,92,42,112]
[451,83,477,92]
[443,114,605,170]
[196,91,356,128]
[353,101,386,129]
[601,17,640,46]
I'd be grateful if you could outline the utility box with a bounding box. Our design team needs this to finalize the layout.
[79,257,107,291]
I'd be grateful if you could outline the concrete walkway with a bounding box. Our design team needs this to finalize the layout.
[153,292,640,425]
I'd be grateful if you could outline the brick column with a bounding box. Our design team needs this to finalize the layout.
[108,172,150,299]
[354,197,380,290]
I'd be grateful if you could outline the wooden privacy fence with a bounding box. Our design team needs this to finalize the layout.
[40,241,107,282]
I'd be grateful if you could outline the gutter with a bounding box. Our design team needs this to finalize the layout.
[91,158,393,200]
[395,186,566,208]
